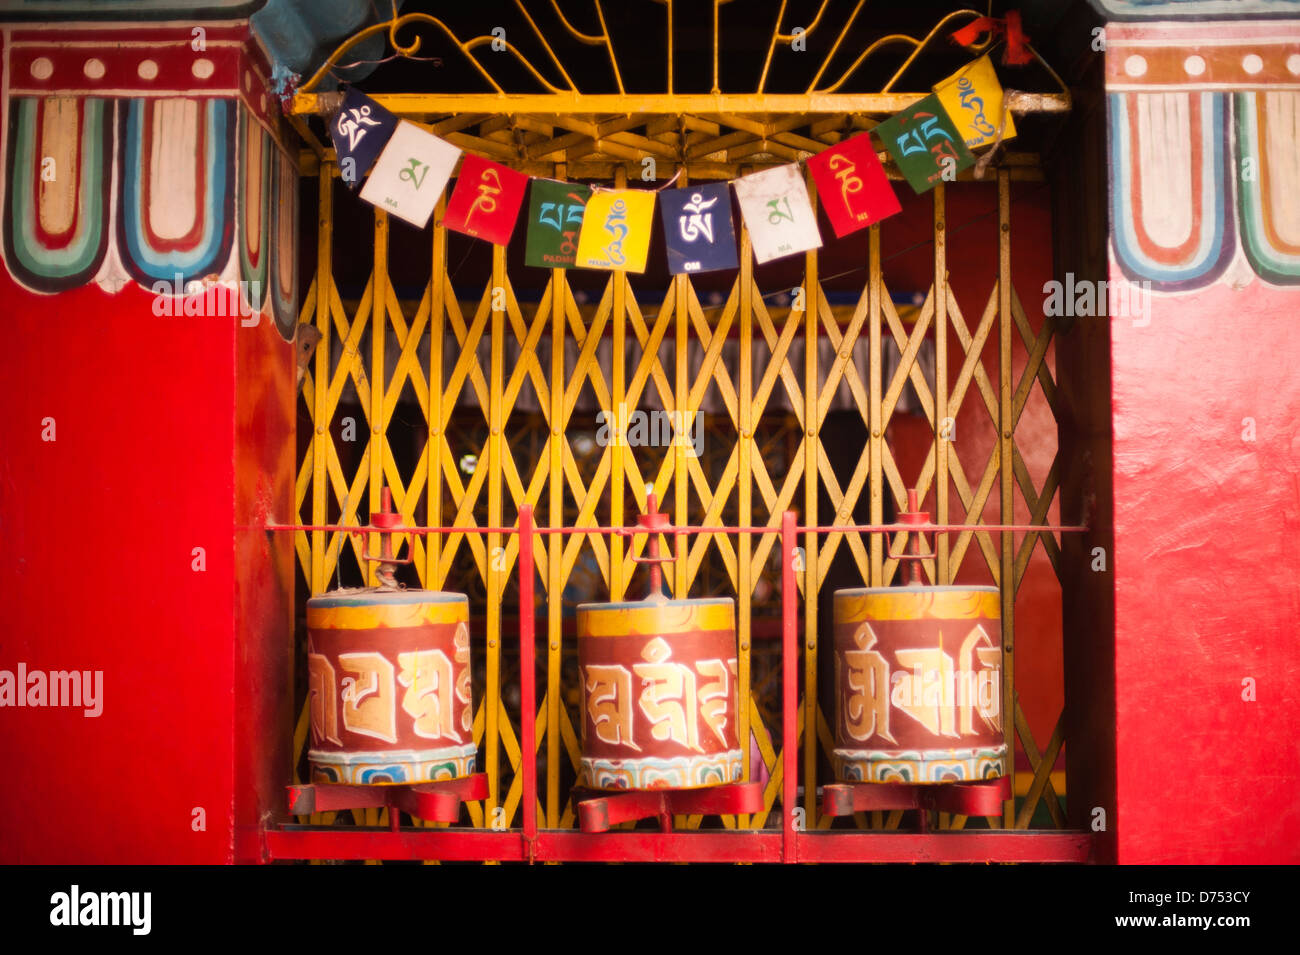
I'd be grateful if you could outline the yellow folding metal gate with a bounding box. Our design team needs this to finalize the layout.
[289,2,1069,842]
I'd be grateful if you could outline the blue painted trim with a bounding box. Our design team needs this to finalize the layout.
[1107,92,1236,292]
[116,98,235,287]
[1088,0,1300,20]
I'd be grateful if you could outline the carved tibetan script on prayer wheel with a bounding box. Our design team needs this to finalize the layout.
[832,586,1005,784]
[577,597,742,790]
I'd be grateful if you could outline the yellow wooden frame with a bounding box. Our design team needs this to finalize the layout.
[290,1,1070,842]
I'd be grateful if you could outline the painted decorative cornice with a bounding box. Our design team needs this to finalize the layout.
[1106,19,1300,290]
[1089,0,1300,20]
[1,21,299,337]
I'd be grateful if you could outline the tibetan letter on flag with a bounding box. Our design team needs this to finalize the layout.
[329,87,399,189]
[659,184,738,275]
[574,188,655,273]
[359,120,460,229]
[874,94,974,195]
[444,154,528,245]
[805,133,901,238]
[524,180,591,269]
[733,164,821,265]
[934,54,1016,150]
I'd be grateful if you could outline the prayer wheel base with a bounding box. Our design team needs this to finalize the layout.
[287,774,488,822]
[309,743,477,786]
[833,744,1008,784]
[578,750,744,791]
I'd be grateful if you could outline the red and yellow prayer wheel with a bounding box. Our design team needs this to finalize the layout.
[832,585,1005,783]
[306,589,475,785]
[577,595,741,790]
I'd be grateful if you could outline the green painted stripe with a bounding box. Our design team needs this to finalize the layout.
[10,98,107,282]
[1236,92,1300,286]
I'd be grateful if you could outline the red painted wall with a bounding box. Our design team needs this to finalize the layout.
[1109,276,1300,863]
[233,306,297,862]
[0,275,295,863]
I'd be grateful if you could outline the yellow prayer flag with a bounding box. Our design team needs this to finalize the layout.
[574,188,656,273]
[934,54,1016,150]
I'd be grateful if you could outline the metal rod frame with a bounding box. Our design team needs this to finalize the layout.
[266,505,1092,863]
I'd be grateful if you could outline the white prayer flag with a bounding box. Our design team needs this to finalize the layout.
[732,164,822,265]
[359,120,461,229]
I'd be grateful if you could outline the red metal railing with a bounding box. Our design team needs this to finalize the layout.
[259,506,1094,864]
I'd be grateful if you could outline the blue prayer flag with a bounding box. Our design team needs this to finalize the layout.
[659,183,739,275]
[329,87,399,190]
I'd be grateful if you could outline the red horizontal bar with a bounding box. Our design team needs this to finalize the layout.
[254,522,1086,537]
[264,827,1094,864]
[538,830,783,864]
[795,831,1094,864]
[267,828,526,862]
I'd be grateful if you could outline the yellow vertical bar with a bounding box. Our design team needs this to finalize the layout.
[487,243,506,819]
[737,212,753,818]
[711,0,721,93]
[997,169,1016,828]
[610,165,627,601]
[369,210,389,586]
[671,171,691,833]
[428,193,446,588]
[673,174,689,599]
[547,159,567,825]
[311,164,333,595]
[868,224,882,588]
[665,0,674,95]
[802,171,819,825]
[933,185,949,585]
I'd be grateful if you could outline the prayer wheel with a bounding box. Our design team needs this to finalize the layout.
[831,491,1006,784]
[577,597,741,790]
[575,492,742,790]
[831,585,1005,784]
[306,589,475,785]
[305,489,475,785]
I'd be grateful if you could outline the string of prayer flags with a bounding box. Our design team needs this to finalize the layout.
[444,154,529,245]
[805,132,901,239]
[339,47,1019,262]
[934,54,1016,150]
[874,93,975,195]
[733,164,822,265]
[660,183,738,275]
[330,86,399,190]
[523,180,591,269]
[574,188,656,273]
[360,120,461,228]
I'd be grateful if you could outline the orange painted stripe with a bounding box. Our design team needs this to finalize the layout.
[578,601,734,637]
[834,588,999,622]
[307,600,468,630]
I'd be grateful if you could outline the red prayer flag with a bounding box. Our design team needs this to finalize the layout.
[806,133,901,238]
[444,154,529,244]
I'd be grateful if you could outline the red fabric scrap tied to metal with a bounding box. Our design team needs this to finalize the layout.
[950,10,1033,66]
